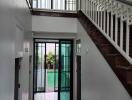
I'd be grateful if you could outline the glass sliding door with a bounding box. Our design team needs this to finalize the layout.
[33,39,73,100]
[34,43,46,92]
[34,40,59,100]
[59,40,73,100]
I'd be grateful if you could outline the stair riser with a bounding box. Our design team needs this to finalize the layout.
[104,55,131,69]
[101,45,119,54]
[116,69,132,82]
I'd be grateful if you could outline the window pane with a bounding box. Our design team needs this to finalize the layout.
[33,0,37,8]
[33,0,76,11]
[53,0,65,10]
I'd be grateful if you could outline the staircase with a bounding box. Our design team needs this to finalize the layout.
[78,10,132,97]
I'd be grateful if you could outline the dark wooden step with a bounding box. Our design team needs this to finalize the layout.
[89,29,102,37]
[127,83,132,97]
[78,10,132,97]
[116,66,132,96]
[105,54,131,67]
[101,44,119,54]
[116,65,132,82]
[116,65,132,96]
[90,34,110,45]
[123,40,132,44]
[123,44,132,50]
[116,65,132,70]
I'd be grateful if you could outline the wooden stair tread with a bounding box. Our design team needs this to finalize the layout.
[127,81,132,85]
[116,65,132,70]
[105,53,121,56]
[105,53,132,56]
[100,44,112,46]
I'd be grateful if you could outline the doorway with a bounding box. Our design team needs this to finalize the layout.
[33,39,73,100]
[14,58,22,100]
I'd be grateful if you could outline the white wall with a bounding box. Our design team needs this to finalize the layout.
[77,21,132,100]
[0,0,32,100]
[31,15,78,100]
[32,16,78,33]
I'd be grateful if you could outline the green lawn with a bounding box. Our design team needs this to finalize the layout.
[47,69,58,88]
[47,69,70,100]
[47,69,70,88]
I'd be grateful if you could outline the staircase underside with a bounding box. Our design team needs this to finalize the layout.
[32,10,77,17]
[78,10,132,97]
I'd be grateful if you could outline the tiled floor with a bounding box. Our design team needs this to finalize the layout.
[34,92,70,100]
[34,92,58,100]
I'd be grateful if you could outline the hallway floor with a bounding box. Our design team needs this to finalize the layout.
[34,92,69,100]
[34,92,58,100]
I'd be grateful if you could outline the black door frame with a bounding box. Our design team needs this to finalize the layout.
[33,40,59,93]
[33,38,74,100]
[76,55,81,100]
[14,58,21,100]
